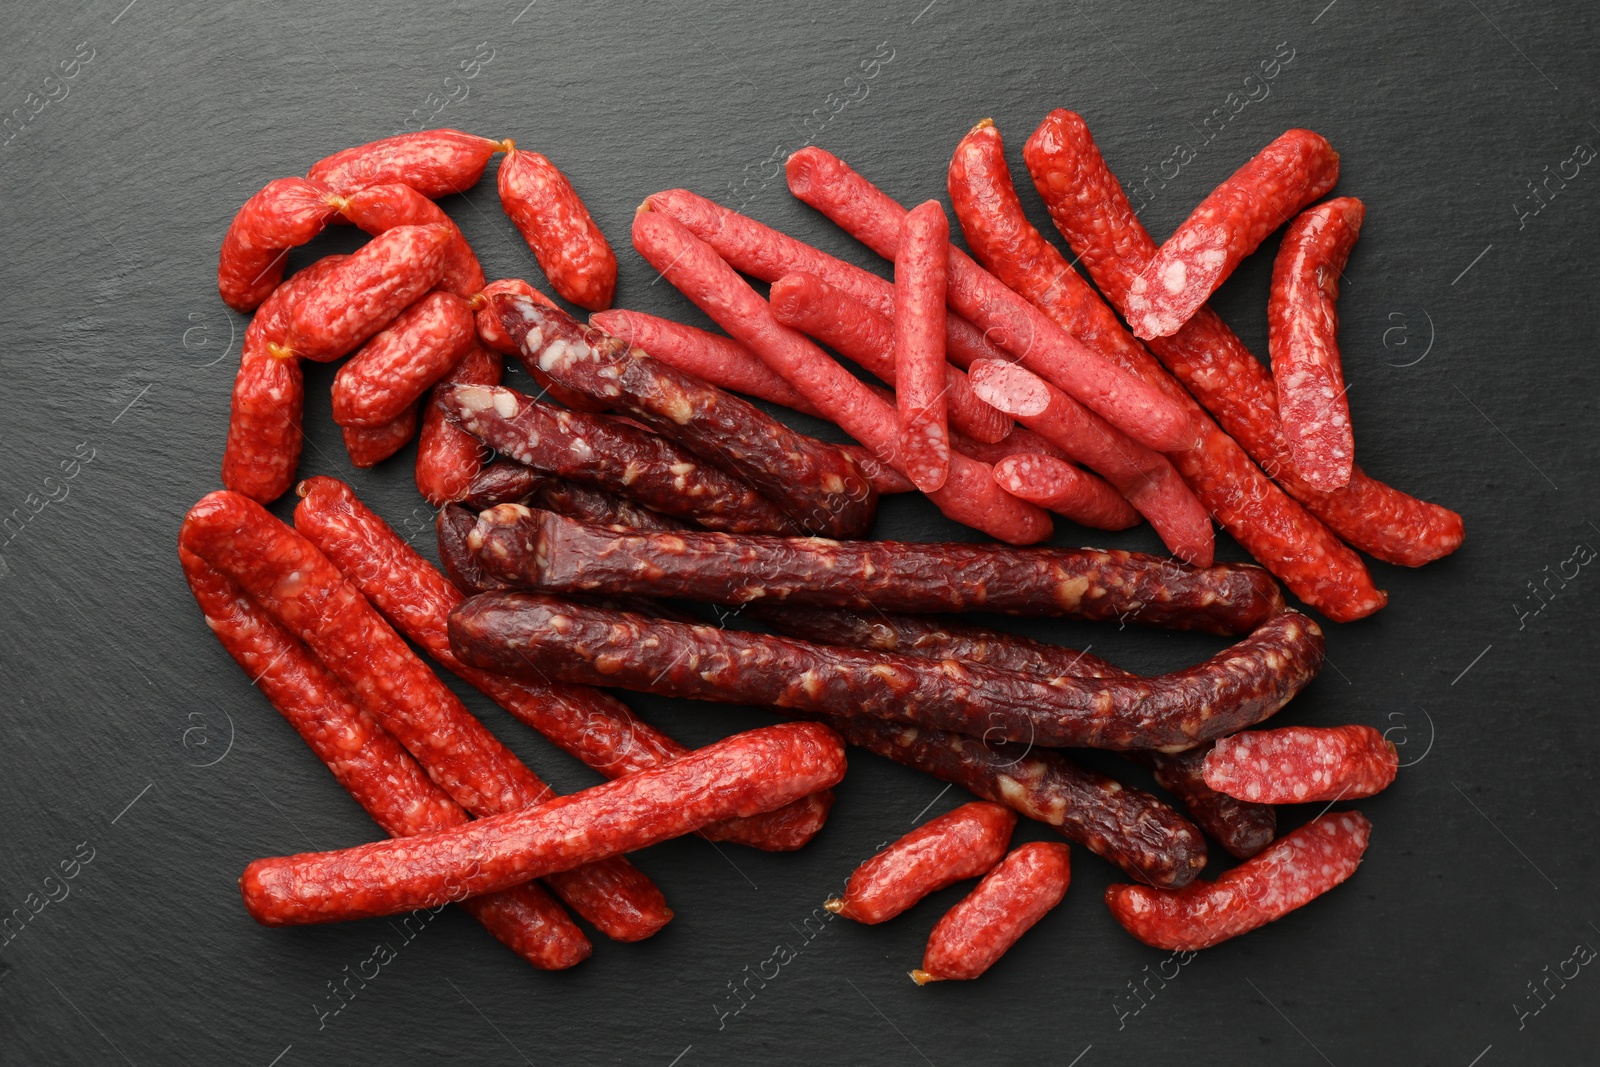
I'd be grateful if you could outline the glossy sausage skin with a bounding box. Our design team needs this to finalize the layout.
[240,723,848,925]
[178,547,590,969]
[1024,109,1463,572]
[826,802,1016,924]
[911,842,1071,983]
[180,491,672,942]
[1106,811,1370,950]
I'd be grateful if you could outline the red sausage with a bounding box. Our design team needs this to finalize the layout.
[893,200,953,492]
[309,129,506,198]
[178,547,590,969]
[221,255,348,503]
[910,841,1071,983]
[1106,811,1371,950]
[1125,131,1341,339]
[282,224,452,362]
[785,146,1195,453]
[239,722,848,926]
[179,491,673,942]
[497,144,617,311]
[341,405,418,468]
[1203,725,1397,803]
[992,453,1141,531]
[415,340,503,507]
[491,295,878,538]
[768,272,1011,444]
[332,291,476,427]
[469,505,1285,634]
[645,188,1055,384]
[1269,197,1364,491]
[437,382,802,535]
[631,205,1052,545]
[589,308,824,417]
[217,177,339,312]
[1024,109,1463,571]
[333,183,485,298]
[827,802,1016,924]
[971,359,1213,565]
[449,592,1324,751]
[950,117,1384,618]
[297,477,831,853]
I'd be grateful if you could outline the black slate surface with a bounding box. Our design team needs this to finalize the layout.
[2,1,1597,1064]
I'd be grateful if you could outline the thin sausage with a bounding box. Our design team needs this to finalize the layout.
[589,308,824,417]
[631,204,1051,545]
[826,802,1015,924]
[768,272,1010,444]
[468,505,1285,634]
[1105,811,1371,950]
[910,842,1071,983]
[991,453,1142,531]
[784,146,1194,453]
[239,722,847,925]
[971,358,1213,565]
[449,592,1324,751]
[892,201,953,492]
[1268,197,1364,491]
[1125,130,1340,339]
[950,116,1385,617]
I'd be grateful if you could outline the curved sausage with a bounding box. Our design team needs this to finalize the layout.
[827,802,1015,924]
[448,592,1324,751]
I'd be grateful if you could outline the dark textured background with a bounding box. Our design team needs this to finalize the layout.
[2,1,1597,1064]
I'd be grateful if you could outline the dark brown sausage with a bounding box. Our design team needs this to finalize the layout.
[491,294,877,538]
[829,716,1206,887]
[755,607,1130,679]
[463,460,688,532]
[437,383,800,535]
[448,593,1323,752]
[753,606,1275,858]
[1130,746,1277,860]
[469,505,1284,635]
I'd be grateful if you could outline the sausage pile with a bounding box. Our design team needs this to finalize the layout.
[187,113,1450,982]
